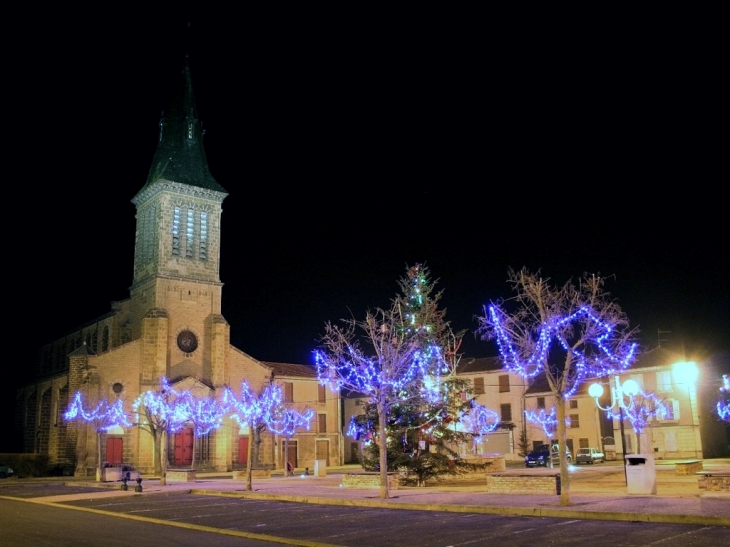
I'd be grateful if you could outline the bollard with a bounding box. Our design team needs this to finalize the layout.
[135,477,143,492]
[121,477,128,491]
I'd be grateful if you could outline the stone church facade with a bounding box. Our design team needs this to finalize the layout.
[17,57,342,476]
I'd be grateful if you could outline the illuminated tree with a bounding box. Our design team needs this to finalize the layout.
[64,392,131,481]
[315,265,451,499]
[605,389,666,452]
[132,378,190,485]
[222,381,284,490]
[265,405,315,476]
[718,374,730,422]
[178,394,227,469]
[478,268,638,506]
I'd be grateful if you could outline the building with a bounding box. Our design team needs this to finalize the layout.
[454,357,528,461]
[16,55,342,476]
[521,346,729,460]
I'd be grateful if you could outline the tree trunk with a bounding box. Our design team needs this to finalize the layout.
[191,430,197,470]
[284,436,290,476]
[557,396,571,506]
[246,426,254,491]
[378,403,389,499]
[96,431,102,482]
[153,428,162,476]
[160,429,168,486]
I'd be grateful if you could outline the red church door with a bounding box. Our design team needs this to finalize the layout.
[238,437,249,465]
[106,437,123,466]
[173,428,194,467]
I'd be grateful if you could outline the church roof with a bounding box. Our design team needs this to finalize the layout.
[263,362,319,379]
[137,54,227,197]
[455,356,504,374]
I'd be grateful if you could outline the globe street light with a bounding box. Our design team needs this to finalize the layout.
[589,376,640,485]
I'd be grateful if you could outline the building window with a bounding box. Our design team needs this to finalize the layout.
[579,438,589,449]
[186,209,195,258]
[318,413,327,433]
[659,399,680,421]
[498,375,510,393]
[656,371,672,392]
[537,397,545,409]
[474,377,485,395]
[500,403,512,422]
[318,385,326,404]
[570,414,579,428]
[172,207,181,256]
[199,212,208,260]
[569,400,578,409]
[283,382,293,403]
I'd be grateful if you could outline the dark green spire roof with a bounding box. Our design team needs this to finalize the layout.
[140,55,227,195]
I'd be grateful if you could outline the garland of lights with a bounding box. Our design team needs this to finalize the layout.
[488,304,637,398]
[132,377,190,434]
[315,344,445,405]
[179,394,226,436]
[605,389,667,433]
[222,381,284,430]
[461,401,500,440]
[524,407,570,437]
[718,375,730,422]
[266,406,315,437]
[64,391,131,431]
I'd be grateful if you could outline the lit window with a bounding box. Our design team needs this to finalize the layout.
[186,209,194,258]
[199,212,208,260]
[172,207,181,256]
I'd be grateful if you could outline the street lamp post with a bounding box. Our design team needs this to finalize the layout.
[589,376,640,486]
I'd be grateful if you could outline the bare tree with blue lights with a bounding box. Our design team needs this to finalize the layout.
[64,392,131,481]
[478,268,638,506]
[132,378,190,485]
[222,381,285,491]
[315,265,451,499]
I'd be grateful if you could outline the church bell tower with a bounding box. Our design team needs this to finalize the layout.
[129,55,229,387]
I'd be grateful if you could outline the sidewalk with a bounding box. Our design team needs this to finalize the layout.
[46,460,729,527]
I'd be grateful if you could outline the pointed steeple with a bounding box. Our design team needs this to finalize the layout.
[141,54,227,195]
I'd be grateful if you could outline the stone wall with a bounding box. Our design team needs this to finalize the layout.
[697,473,730,492]
[342,473,399,490]
[486,473,559,495]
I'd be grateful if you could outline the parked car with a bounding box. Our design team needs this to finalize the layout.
[0,463,14,478]
[525,445,572,467]
[576,447,605,464]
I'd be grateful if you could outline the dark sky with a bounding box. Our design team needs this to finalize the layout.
[5,5,728,448]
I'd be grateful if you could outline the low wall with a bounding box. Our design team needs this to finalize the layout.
[166,469,196,482]
[676,461,703,474]
[486,473,560,495]
[342,473,399,490]
[232,469,272,480]
[697,472,730,492]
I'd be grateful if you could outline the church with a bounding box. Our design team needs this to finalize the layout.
[16,55,343,476]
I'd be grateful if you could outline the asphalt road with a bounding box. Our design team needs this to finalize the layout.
[1,485,728,547]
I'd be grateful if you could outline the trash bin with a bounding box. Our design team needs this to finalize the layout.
[625,454,656,494]
[314,460,327,477]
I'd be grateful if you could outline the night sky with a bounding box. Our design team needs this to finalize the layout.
[5,5,727,450]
